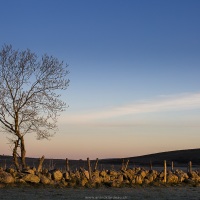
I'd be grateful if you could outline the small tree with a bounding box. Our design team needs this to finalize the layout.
[0,44,69,170]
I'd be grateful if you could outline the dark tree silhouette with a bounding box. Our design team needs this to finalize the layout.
[0,44,69,170]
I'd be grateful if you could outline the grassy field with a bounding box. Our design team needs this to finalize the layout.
[0,185,200,200]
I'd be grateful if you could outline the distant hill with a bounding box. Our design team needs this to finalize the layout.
[99,148,200,166]
[0,148,199,169]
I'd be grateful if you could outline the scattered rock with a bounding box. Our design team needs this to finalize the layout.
[40,175,51,184]
[52,170,63,181]
[84,170,90,180]
[0,171,15,184]
[22,174,40,183]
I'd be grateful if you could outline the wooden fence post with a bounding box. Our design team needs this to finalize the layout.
[66,158,70,172]
[121,159,125,170]
[87,157,92,181]
[188,161,192,173]
[149,160,152,171]
[37,155,45,172]
[171,161,174,172]
[94,158,98,171]
[124,160,129,171]
[164,160,167,183]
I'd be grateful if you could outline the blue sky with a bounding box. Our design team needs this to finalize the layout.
[0,0,200,159]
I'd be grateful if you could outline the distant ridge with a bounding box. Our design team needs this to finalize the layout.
[1,148,200,168]
[100,148,200,166]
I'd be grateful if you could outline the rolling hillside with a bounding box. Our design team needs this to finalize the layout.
[0,148,199,170]
[100,148,200,166]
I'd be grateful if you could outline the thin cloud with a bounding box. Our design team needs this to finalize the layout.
[62,92,200,124]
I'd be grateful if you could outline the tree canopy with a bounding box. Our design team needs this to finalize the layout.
[0,44,69,169]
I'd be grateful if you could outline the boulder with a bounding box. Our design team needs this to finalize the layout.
[6,168,15,174]
[63,172,70,180]
[40,175,50,184]
[23,169,35,175]
[22,174,40,183]
[117,174,123,183]
[92,170,100,178]
[144,178,151,184]
[42,168,49,175]
[75,171,81,179]
[167,174,178,183]
[127,169,135,176]
[138,170,147,178]
[100,170,107,177]
[52,170,63,181]
[102,175,111,183]
[16,178,26,184]
[0,171,15,184]
[47,172,52,180]
[188,171,200,180]
[84,171,90,180]
[135,175,143,184]
[109,170,118,177]
[146,174,154,182]
[175,169,188,182]
[92,175,101,183]
[123,171,133,180]
[81,178,88,186]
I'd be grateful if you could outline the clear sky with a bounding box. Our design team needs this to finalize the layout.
[0,0,200,159]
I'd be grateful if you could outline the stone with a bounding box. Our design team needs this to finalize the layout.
[63,172,70,180]
[127,169,135,175]
[144,178,151,184]
[118,174,123,183]
[6,168,15,174]
[135,175,143,184]
[109,170,118,177]
[15,178,26,184]
[100,171,107,177]
[47,172,52,180]
[23,169,35,175]
[92,176,101,183]
[40,175,50,184]
[0,171,15,184]
[92,170,100,178]
[146,174,154,182]
[52,170,63,181]
[102,175,110,183]
[84,171,90,180]
[167,174,178,183]
[42,168,48,174]
[75,171,81,179]
[188,171,199,179]
[81,178,88,187]
[138,170,146,178]
[23,174,40,183]
[124,171,133,180]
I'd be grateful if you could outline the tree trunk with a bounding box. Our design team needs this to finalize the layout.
[13,140,20,171]
[20,136,27,169]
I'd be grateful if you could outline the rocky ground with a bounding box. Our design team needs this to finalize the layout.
[1,166,200,199]
[0,165,200,188]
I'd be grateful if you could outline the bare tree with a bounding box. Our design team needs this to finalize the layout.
[0,44,69,170]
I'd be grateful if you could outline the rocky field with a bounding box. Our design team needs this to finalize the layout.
[0,165,200,187]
